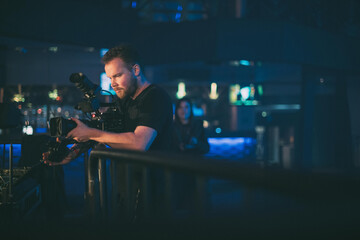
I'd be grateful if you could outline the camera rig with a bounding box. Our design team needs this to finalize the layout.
[50,73,124,137]
[45,73,124,162]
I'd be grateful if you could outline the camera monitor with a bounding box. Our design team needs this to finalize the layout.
[100,73,115,96]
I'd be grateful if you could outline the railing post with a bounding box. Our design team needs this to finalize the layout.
[8,143,13,200]
[84,150,89,205]
[98,157,108,221]
[2,143,5,169]
[164,169,174,218]
[142,166,151,218]
[86,154,97,221]
[110,161,118,220]
[125,164,132,220]
[195,176,208,218]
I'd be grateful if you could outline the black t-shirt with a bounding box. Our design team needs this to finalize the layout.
[121,84,173,151]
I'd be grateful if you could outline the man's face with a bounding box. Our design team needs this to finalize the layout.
[105,58,137,99]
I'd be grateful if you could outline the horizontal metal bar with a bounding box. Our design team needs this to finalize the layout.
[89,148,360,200]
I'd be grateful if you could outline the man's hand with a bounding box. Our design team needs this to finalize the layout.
[42,141,84,166]
[66,118,92,142]
[42,151,75,166]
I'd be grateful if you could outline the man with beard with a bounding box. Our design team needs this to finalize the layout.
[44,44,173,162]
[66,44,173,151]
[43,44,173,222]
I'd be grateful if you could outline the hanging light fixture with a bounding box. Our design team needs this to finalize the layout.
[176,82,186,99]
[209,82,219,100]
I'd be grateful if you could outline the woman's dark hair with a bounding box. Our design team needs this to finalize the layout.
[175,97,193,123]
[102,44,142,70]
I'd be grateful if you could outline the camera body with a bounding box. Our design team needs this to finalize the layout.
[49,108,124,137]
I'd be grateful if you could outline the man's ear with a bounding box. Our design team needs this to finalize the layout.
[132,64,141,76]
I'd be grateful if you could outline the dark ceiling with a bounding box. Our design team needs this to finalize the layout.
[1,0,359,47]
[1,0,359,69]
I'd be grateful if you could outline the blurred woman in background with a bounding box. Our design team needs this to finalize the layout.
[172,97,209,154]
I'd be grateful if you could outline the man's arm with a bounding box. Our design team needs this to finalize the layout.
[66,118,157,151]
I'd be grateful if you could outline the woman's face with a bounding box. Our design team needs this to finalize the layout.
[177,101,191,122]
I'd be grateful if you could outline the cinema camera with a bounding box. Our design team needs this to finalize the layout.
[45,73,124,162]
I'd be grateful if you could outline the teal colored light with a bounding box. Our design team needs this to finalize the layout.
[192,106,204,117]
[239,60,251,66]
[258,85,263,96]
[215,128,222,134]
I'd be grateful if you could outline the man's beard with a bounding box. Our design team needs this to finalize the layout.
[117,76,138,100]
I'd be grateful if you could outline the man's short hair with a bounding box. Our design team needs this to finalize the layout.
[102,44,142,70]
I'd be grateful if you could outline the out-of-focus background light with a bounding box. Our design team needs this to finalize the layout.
[176,82,186,99]
[209,83,219,100]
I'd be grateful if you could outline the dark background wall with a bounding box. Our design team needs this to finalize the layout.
[1,0,360,168]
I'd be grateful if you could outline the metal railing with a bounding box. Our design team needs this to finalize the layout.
[87,146,360,225]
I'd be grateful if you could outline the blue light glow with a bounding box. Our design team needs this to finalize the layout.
[174,5,182,22]
[209,137,246,145]
[1,144,22,166]
[206,137,257,160]
[100,48,109,57]
[175,13,181,22]
[239,60,251,66]
[35,128,47,133]
[192,106,204,117]
[131,1,137,8]
[215,128,222,134]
